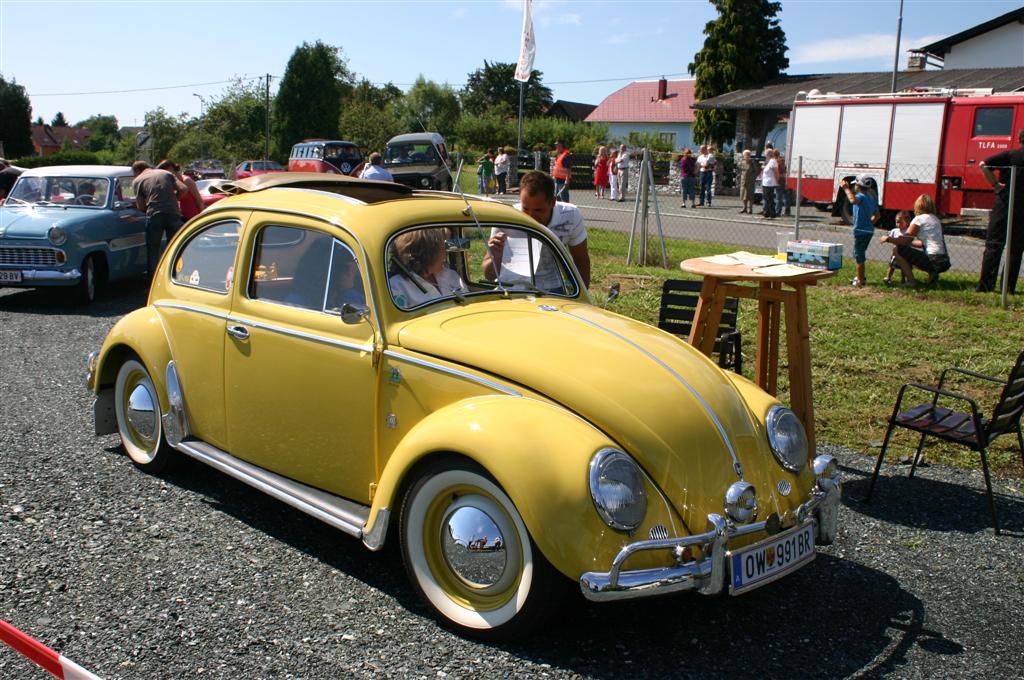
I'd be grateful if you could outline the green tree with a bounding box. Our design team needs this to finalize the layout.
[34,116,44,126]
[0,75,34,158]
[688,0,788,145]
[75,114,121,152]
[204,79,271,161]
[51,112,69,127]
[143,107,188,163]
[348,78,403,109]
[461,61,552,119]
[338,100,402,153]
[272,41,355,158]
[398,77,461,141]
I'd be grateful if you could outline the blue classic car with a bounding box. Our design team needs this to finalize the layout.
[0,166,148,303]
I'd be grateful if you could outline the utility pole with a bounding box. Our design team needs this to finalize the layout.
[891,0,904,92]
[265,74,272,160]
[192,93,205,160]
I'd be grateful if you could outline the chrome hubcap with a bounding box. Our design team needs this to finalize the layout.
[126,383,157,441]
[441,505,507,588]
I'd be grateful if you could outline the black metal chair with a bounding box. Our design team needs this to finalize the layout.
[864,350,1024,535]
[658,279,742,373]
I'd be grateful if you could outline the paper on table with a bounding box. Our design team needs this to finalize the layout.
[701,254,743,265]
[730,251,786,267]
[752,263,818,276]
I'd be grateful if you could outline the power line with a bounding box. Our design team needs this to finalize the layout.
[29,71,692,98]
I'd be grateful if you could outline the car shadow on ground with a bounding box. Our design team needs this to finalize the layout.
[119,450,966,679]
[0,277,149,318]
[840,463,1023,537]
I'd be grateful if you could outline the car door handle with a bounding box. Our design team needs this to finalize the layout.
[226,324,250,341]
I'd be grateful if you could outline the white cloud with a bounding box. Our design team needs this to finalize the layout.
[790,33,948,66]
[540,12,582,27]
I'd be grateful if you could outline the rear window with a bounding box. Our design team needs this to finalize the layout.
[973,108,1013,137]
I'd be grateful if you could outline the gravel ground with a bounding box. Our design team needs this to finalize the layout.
[1,282,1022,680]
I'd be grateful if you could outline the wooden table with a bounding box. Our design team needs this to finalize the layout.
[680,257,835,454]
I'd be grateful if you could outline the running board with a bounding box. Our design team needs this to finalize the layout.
[176,440,371,539]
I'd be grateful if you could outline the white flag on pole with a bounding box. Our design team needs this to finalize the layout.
[514,0,535,83]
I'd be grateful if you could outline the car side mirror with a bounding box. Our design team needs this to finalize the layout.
[113,200,136,210]
[340,302,370,325]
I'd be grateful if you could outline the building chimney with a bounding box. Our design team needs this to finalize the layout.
[657,78,668,101]
[906,51,926,71]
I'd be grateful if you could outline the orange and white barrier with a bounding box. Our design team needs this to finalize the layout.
[0,619,103,680]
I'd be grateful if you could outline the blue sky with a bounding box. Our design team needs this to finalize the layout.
[0,0,1020,128]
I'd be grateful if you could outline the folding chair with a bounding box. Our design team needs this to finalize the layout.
[658,279,742,373]
[864,350,1024,535]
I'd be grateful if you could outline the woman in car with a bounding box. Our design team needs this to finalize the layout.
[388,227,467,308]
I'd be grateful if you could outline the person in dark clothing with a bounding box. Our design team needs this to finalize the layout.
[977,129,1024,293]
[132,160,186,277]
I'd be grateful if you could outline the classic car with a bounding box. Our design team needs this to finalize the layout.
[86,173,840,639]
[195,178,230,207]
[234,160,285,180]
[1,165,148,303]
[384,132,452,191]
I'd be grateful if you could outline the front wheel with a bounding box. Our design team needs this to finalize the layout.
[114,359,175,473]
[75,254,97,304]
[399,461,560,640]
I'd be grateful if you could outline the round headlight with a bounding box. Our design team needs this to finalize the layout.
[766,405,808,472]
[48,226,67,246]
[420,177,431,187]
[589,448,647,531]
[725,481,758,524]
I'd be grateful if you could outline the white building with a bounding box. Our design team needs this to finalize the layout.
[910,7,1024,70]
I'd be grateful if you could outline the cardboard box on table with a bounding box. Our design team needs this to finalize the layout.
[786,241,843,270]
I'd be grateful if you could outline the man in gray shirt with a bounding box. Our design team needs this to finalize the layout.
[132,160,185,277]
[616,144,630,201]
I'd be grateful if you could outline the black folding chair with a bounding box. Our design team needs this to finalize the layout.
[657,279,742,373]
[864,350,1024,535]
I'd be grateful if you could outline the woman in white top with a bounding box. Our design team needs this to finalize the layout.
[494,147,510,195]
[880,194,950,287]
[388,227,467,308]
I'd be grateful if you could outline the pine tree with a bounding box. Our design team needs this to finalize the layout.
[51,112,69,127]
[688,0,788,145]
[272,41,354,158]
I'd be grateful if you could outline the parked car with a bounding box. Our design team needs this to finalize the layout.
[288,140,364,176]
[186,159,226,179]
[195,178,230,208]
[87,172,840,639]
[0,165,147,303]
[234,160,285,180]
[384,132,452,191]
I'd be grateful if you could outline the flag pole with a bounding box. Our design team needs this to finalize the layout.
[515,81,525,188]
[514,0,535,185]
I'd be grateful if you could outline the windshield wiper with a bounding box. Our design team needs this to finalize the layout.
[3,197,32,207]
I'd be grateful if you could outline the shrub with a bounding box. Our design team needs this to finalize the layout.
[13,151,102,168]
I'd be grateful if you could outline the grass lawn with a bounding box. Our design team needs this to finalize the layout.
[584,228,1024,477]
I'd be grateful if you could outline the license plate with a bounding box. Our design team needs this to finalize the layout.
[728,522,816,595]
[0,270,23,283]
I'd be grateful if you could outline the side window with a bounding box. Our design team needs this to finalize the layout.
[172,220,241,293]
[974,108,1013,137]
[325,241,367,312]
[493,228,576,296]
[249,225,333,312]
[116,177,137,201]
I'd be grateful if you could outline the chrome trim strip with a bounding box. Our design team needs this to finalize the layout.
[175,440,370,538]
[229,314,374,353]
[6,269,81,281]
[560,310,744,478]
[382,350,521,396]
[153,300,231,320]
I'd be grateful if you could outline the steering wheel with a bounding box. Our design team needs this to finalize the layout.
[74,195,95,206]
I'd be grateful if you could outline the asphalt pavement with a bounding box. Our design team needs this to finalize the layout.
[1,283,1022,679]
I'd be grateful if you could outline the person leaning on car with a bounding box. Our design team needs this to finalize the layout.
[482,170,591,289]
[0,158,23,201]
[132,160,186,277]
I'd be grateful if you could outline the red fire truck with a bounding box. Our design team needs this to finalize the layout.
[785,88,1024,223]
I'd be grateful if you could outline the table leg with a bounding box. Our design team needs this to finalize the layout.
[784,284,816,455]
[688,277,726,358]
[756,282,782,395]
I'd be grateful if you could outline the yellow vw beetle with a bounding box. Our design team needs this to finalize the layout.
[87,173,840,639]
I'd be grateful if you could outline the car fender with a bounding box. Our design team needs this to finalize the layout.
[92,306,173,408]
[368,395,683,580]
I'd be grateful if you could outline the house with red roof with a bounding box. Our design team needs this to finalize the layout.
[585,79,697,150]
[30,124,92,156]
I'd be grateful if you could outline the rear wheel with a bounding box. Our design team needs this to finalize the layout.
[399,460,560,640]
[114,359,175,473]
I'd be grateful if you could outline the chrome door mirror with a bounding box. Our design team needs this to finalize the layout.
[340,302,370,325]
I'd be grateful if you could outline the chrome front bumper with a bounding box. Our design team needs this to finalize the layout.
[580,473,841,602]
[0,268,81,283]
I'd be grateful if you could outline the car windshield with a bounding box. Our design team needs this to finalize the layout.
[252,161,282,171]
[324,144,361,162]
[386,223,579,311]
[385,142,439,165]
[8,176,111,207]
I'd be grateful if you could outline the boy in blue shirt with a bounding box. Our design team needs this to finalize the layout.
[841,175,880,286]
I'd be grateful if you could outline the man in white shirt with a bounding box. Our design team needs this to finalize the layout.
[616,144,630,202]
[760,149,779,219]
[482,170,591,291]
[359,152,393,181]
[696,145,716,207]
